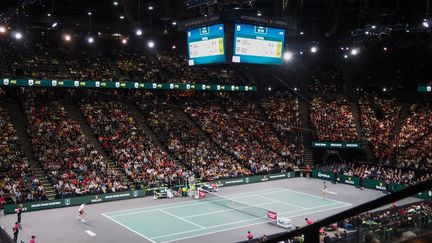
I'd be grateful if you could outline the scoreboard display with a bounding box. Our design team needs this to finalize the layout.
[232,23,285,65]
[187,24,226,66]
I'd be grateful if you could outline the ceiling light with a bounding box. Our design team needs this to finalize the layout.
[371,25,376,29]
[88,11,92,16]
[136,29,142,36]
[268,87,272,91]
[51,21,58,28]
[120,15,124,19]
[310,46,318,53]
[300,32,304,35]
[113,1,118,6]
[423,19,429,28]
[47,13,51,17]
[172,45,176,49]
[382,87,387,92]
[257,11,262,17]
[87,36,94,43]
[283,51,293,61]
[350,48,359,56]
[14,32,22,40]
[148,5,154,10]
[383,47,388,51]
[0,26,6,34]
[344,54,348,59]
[64,34,72,42]
[147,40,155,48]
[172,21,177,26]
[122,38,127,44]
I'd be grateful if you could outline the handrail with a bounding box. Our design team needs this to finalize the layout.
[262,179,432,243]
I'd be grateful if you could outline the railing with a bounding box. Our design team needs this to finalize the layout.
[259,179,432,243]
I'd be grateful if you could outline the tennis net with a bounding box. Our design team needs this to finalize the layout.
[199,189,270,220]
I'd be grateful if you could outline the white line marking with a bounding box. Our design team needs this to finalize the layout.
[103,188,281,216]
[159,209,205,229]
[102,213,157,243]
[326,191,338,195]
[254,195,307,209]
[157,203,352,243]
[280,188,351,205]
[183,201,277,219]
[153,202,345,240]
[85,230,96,236]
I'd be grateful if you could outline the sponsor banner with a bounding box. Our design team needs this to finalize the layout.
[338,174,360,186]
[312,142,361,149]
[4,190,147,214]
[0,78,257,92]
[364,179,388,191]
[312,170,334,181]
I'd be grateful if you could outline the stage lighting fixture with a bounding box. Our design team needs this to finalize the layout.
[382,87,387,92]
[0,26,6,34]
[87,36,94,43]
[147,40,155,48]
[300,32,304,35]
[148,5,154,10]
[257,11,262,16]
[120,15,125,19]
[172,45,176,49]
[267,87,272,91]
[136,29,143,36]
[172,21,177,26]
[423,19,430,28]
[113,1,118,6]
[310,46,318,53]
[344,54,348,59]
[122,38,127,44]
[283,51,293,61]
[51,21,58,28]
[383,47,388,51]
[88,11,92,16]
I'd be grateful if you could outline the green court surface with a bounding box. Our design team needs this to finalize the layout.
[102,187,351,243]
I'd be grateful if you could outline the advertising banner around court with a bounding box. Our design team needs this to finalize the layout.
[0,78,257,92]
[364,179,388,191]
[4,190,147,214]
[338,174,360,186]
[312,170,334,181]
[211,172,296,187]
[417,85,432,93]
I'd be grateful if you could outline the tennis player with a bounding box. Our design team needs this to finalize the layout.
[77,204,86,222]
[322,181,328,198]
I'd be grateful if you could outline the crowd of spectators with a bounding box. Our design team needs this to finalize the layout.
[358,96,401,159]
[0,89,44,204]
[184,92,301,174]
[22,89,128,198]
[392,103,432,170]
[78,93,186,188]
[310,97,358,142]
[136,91,250,181]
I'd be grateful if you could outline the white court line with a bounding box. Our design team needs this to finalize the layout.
[153,202,344,240]
[183,201,277,219]
[103,188,282,216]
[159,209,205,229]
[280,188,352,206]
[157,203,352,243]
[254,195,307,209]
[102,213,157,243]
[85,230,96,236]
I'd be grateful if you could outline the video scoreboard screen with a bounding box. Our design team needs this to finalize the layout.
[187,24,226,66]
[232,23,285,65]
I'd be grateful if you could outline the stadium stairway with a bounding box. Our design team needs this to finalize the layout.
[391,102,410,138]
[299,101,313,164]
[349,102,375,162]
[5,99,57,200]
[62,96,133,188]
[123,100,168,153]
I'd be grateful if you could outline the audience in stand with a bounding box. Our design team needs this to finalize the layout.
[22,89,128,198]
[358,96,401,160]
[0,89,45,204]
[310,97,358,142]
[78,92,186,188]
[135,91,250,181]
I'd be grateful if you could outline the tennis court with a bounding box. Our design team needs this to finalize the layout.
[102,187,352,243]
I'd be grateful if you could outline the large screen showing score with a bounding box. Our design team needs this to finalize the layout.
[187,24,226,66]
[232,23,285,65]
